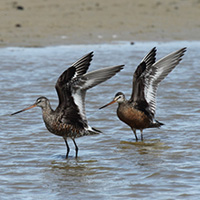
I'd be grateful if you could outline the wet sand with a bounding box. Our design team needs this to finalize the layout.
[0,0,200,47]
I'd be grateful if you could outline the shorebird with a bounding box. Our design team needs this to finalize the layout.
[100,47,186,141]
[11,52,124,158]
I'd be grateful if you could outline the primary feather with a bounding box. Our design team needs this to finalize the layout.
[55,52,124,130]
[130,47,157,103]
[144,47,187,116]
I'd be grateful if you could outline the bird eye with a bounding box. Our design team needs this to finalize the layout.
[117,96,121,100]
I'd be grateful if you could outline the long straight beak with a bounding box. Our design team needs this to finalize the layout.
[11,104,37,115]
[99,100,116,109]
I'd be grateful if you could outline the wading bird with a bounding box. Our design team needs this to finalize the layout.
[100,47,186,141]
[11,52,124,158]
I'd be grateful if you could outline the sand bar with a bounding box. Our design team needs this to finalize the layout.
[0,0,200,47]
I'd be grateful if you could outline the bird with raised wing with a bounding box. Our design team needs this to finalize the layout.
[100,47,186,141]
[11,52,124,158]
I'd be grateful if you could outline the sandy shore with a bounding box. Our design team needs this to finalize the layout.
[0,0,200,47]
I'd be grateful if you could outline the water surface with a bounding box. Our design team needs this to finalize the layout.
[0,41,200,200]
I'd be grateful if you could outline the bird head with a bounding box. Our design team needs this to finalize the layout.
[11,96,49,115]
[99,92,125,109]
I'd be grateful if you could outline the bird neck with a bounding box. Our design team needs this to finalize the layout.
[41,103,56,134]
[117,99,127,109]
[41,101,54,115]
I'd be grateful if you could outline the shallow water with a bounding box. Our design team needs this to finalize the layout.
[0,41,200,200]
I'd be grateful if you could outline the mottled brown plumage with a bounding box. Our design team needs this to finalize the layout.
[11,52,124,158]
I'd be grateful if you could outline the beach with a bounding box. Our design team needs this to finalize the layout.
[1,1,200,199]
[0,0,200,47]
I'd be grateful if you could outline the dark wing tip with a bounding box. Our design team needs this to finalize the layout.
[88,51,94,57]
[134,62,146,79]
[180,47,187,61]
[179,47,187,57]
[56,66,76,88]
[178,47,187,55]
[71,52,94,76]
[115,64,124,72]
[174,47,187,63]
[143,47,157,67]
[150,47,157,57]
[181,47,187,52]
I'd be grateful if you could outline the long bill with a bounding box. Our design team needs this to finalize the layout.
[11,104,37,115]
[99,100,116,109]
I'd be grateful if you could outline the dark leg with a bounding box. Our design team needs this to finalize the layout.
[72,138,78,158]
[140,129,143,141]
[64,138,70,158]
[132,129,138,141]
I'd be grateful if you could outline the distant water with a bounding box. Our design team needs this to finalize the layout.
[0,41,200,200]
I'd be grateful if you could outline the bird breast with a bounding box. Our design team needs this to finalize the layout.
[43,117,81,138]
[117,103,151,129]
[42,111,84,138]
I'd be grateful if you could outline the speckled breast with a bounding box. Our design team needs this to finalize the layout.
[44,120,82,138]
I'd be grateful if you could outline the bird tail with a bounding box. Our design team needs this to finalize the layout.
[90,127,102,134]
[149,120,164,128]
[83,126,102,136]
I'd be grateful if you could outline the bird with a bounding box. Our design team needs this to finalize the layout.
[99,47,186,141]
[11,52,124,158]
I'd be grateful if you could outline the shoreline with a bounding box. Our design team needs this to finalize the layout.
[1,40,197,49]
[1,0,200,47]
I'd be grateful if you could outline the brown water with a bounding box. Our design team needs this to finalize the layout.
[1,42,200,200]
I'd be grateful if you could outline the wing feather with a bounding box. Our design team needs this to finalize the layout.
[71,52,93,77]
[144,47,187,116]
[72,65,124,121]
[130,47,157,102]
[55,66,76,107]
[82,65,124,90]
[55,52,93,107]
[55,55,123,126]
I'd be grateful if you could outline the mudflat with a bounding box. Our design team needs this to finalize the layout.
[0,0,200,47]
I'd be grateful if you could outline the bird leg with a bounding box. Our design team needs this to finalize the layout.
[64,138,70,158]
[132,128,138,141]
[72,138,79,158]
[140,129,143,141]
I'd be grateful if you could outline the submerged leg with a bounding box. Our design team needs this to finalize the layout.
[64,138,70,158]
[140,129,144,141]
[132,128,138,141]
[72,138,79,158]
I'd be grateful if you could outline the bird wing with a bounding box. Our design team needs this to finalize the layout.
[82,65,124,90]
[71,65,124,122]
[54,66,86,129]
[55,52,93,107]
[72,52,93,77]
[55,53,123,128]
[130,47,157,103]
[144,47,187,116]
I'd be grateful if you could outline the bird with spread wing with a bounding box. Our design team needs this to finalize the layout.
[12,52,124,158]
[100,47,186,141]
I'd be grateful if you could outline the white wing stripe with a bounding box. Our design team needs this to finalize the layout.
[144,48,186,115]
[72,90,86,121]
